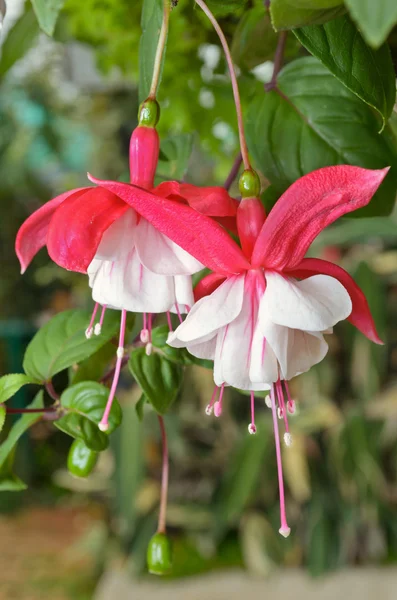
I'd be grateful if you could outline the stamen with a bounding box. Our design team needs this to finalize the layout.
[214,384,225,418]
[166,311,173,332]
[145,342,153,356]
[85,303,99,339]
[140,329,149,343]
[99,310,127,432]
[265,394,272,409]
[205,386,219,415]
[284,381,296,415]
[95,305,107,336]
[284,432,293,447]
[175,303,183,324]
[270,384,291,538]
[248,391,257,434]
[276,379,290,435]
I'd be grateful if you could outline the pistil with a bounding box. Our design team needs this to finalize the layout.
[270,385,291,538]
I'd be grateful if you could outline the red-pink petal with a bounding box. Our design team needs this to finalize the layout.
[237,197,266,260]
[129,126,159,189]
[15,188,88,273]
[47,187,128,273]
[88,175,250,275]
[251,166,389,270]
[154,181,238,216]
[194,272,227,301]
[288,258,383,345]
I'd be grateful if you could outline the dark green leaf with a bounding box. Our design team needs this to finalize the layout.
[270,0,345,30]
[246,57,397,217]
[345,0,397,48]
[139,0,163,102]
[128,348,183,415]
[0,405,5,434]
[23,309,121,383]
[31,0,65,36]
[231,7,279,70]
[0,391,44,491]
[295,15,396,129]
[0,374,40,404]
[70,342,117,385]
[135,394,146,422]
[151,325,213,369]
[0,8,40,78]
[205,0,248,17]
[157,134,194,181]
[55,382,122,451]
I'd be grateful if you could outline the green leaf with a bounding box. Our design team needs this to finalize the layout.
[0,374,40,404]
[0,391,44,491]
[135,394,146,422]
[345,0,397,48]
[128,348,183,415]
[31,0,65,36]
[270,0,345,30]
[55,381,122,451]
[70,342,117,385]
[157,133,194,181]
[23,309,121,383]
[151,325,213,369]
[139,0,163,102]
[0,8,40,78]
[231,7,279,71]
[0,405,6,434]
[246,57,397,217]
[205,0,248,17]
[294,15,396,130]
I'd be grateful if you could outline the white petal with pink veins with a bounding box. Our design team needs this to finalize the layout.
[168,274,245,345]
[249,325,279,385]
[135,218,203,275]
[169,275,195,315]
[261,272,352,331]
[259,317,328,380]
[95,209,138,261]
[88,248,177,313]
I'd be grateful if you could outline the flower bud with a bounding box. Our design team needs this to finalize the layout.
[147,532,173,576]
[67,439,98,478]
[239,169,261,199]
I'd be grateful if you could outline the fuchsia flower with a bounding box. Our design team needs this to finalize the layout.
[93,163,388,536]
[15,114,238,430]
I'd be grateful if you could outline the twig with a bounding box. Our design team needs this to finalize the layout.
[157,415,169,534]
[224,152,243,191]
[6,407,56,414]
[265,31,288,92]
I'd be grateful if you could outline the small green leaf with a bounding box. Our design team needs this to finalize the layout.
[139,0,164,102]
[55,382,122,451]
[270,0,345,30]
[0,8,40,78]
[0,374,40,404]
[231,7,279,71]
[205,0,248,17]
[0,405,6,434]
[70,342,117,385]
[23,309,121,383]
[129,348,183,415]
[345,0,397,48]
[135,394,147,422]
[0,391,44,491]
[294,15,396,129]
[157,134,194,181]
[246,57,397,217]
[31,0,65,36]
[151,326,213,369]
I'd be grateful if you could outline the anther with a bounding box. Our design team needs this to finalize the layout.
[265,395,272,409]
[284,432,293,447]
[98,422,109,432]
[248,423,257,435]
[279,526,291,538]
[214,400,222,418]
[205,404,213,416]
[287,400,296,415]
[94,323,102,336]
[277,407,284,420]
[85,328,93,339]
[116,347,124,359]
[140,329,149,343]
[145,342,153,356]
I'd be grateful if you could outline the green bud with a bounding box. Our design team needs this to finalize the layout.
[67,439,98,478]
[138,98,160,127]
[147,532,173,576]
[239,169,261,198]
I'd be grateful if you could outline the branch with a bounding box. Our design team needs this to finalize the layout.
[265,31,288,92]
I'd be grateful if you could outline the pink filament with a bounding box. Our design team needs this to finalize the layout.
[175,303,183,324]
[99,310,127,430]
[276,379,290,434]
[87,303,99,332]
[166,311,173,332]
[148,313,153,341]
[214,383,225,417]
[270,384,290,535]
[99,305,107,328]
[143,313,147,330]
[250,391,256,428]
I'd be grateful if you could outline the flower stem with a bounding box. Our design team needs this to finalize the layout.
[265,31,287,92]
[157,415,169,534]
[149,0,171,99]
[45,381,59,401]
[194,0,251,170]
[6,407,56,414]
[224,152,242,191]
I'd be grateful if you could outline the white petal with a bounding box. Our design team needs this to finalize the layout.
[249,325,279,385]
[168,275,245,346]
[187,335,217,360]
[95,209,137,261]
[259,318,329,380]
[135,219,204,275]
[88,249,177,313]
[169,275,195,315]
[261,272,352,331]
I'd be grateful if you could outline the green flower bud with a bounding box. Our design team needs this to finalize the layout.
[67,439,98,478]
[147,532,173,576]
[239,169,261,198]
[138,98,160,128]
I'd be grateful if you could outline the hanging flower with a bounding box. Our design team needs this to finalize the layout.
[94,163,388,535]
[15,98,237,430]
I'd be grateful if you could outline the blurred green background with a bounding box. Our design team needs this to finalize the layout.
[2,1,397,598]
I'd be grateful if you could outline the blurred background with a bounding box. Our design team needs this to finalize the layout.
[2,1,397,598]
